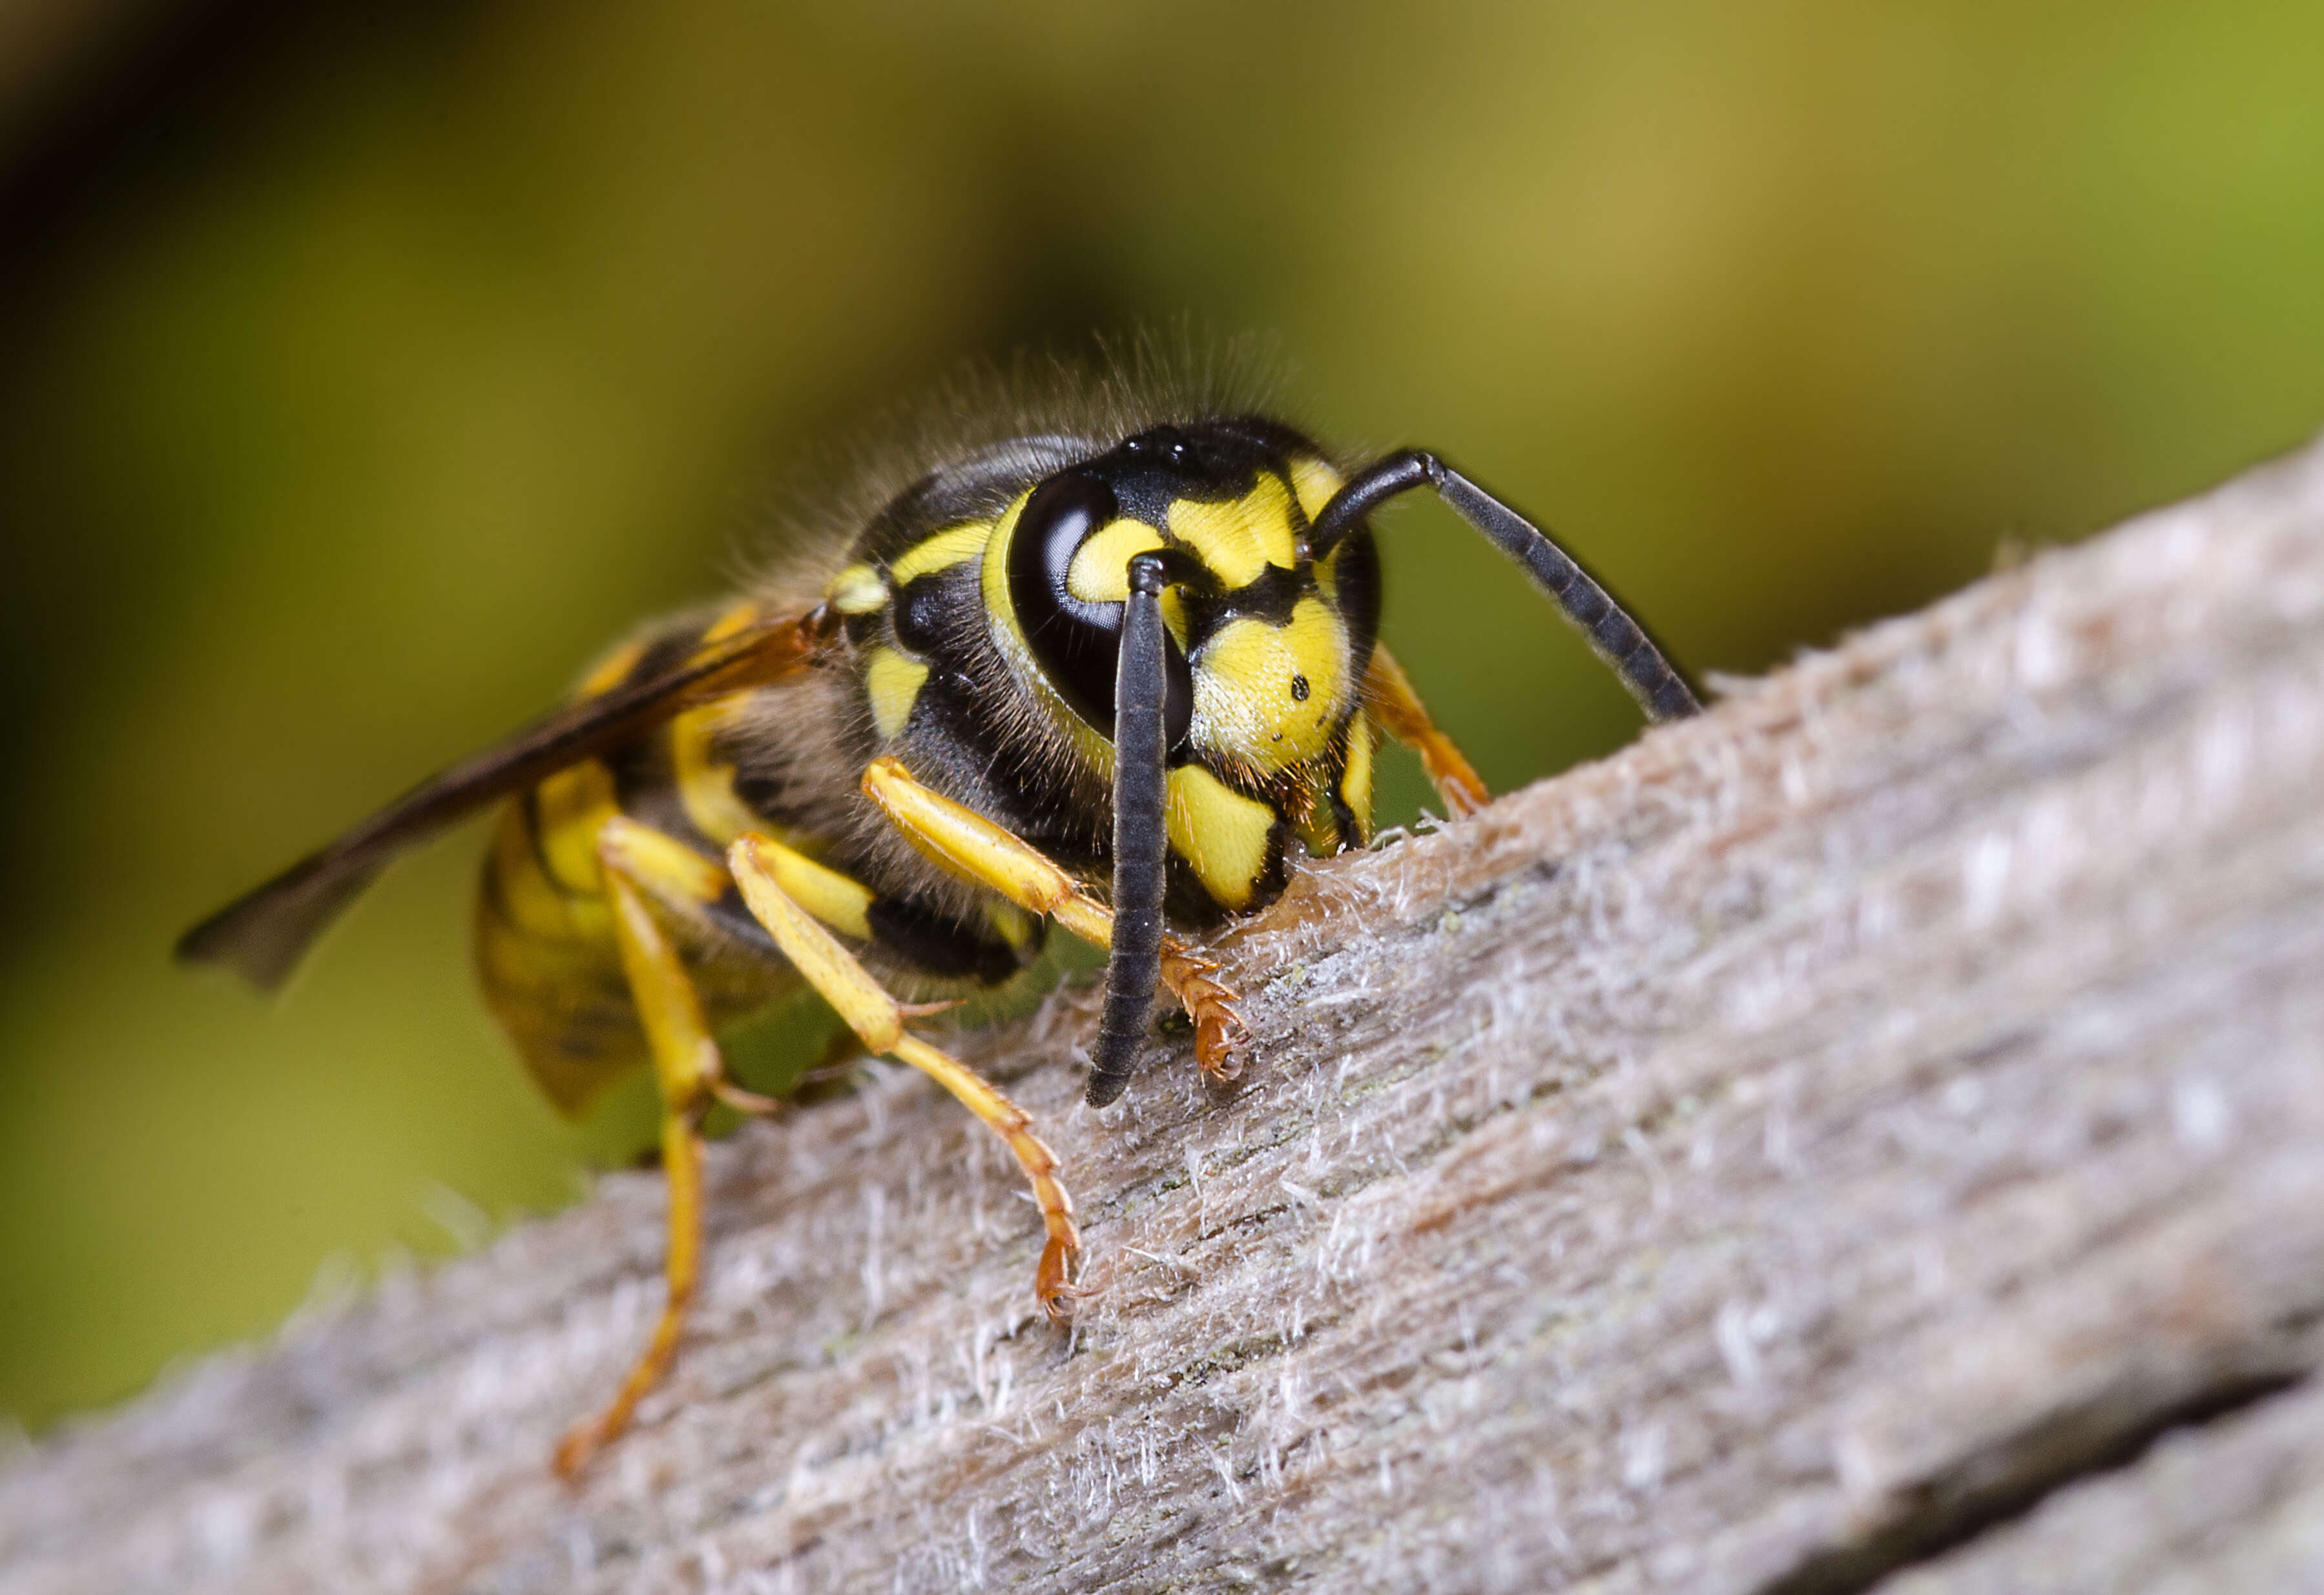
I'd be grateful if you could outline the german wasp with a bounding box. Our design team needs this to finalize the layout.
[178,364,1697,1474]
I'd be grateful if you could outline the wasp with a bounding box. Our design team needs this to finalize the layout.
[178,368,1697,1475]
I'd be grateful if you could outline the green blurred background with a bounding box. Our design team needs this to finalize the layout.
[4,0,2322,1433]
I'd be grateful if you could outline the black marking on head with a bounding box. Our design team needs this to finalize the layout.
[1176,559,1305,652]
[1099,422,1271,524]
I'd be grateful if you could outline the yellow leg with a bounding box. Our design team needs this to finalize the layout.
[553,820,731,1479]
[1363,643,1490,818]
[858,756,1247,1081]
[728,833,1081,1320]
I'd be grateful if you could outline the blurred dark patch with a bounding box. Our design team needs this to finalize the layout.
[0,1,475,263]
[0,0,479,956]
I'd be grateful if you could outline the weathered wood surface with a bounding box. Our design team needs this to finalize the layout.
[5,438,2323,1595]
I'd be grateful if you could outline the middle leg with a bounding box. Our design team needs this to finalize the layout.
[726,832,1081,1319]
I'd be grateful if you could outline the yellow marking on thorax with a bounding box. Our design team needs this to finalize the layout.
[1339,708,1376,845]
[1287,456,1344,525]
[1190,597,1351,772]
[890,522,992,586]
[1166,765,1278,911]
[699,600,764,644]
[577,639,647,699]
[829,563,887,615]
[670,694,761,847]
[1166,475,1298,588]
[535,759,621,894]
[866,646,930,741]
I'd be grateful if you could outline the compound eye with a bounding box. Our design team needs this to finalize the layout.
[1006,471,1190,748]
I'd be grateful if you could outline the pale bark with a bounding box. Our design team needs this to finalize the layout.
[6,437,2324,1595]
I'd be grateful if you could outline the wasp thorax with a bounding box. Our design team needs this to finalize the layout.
[1001,421,1373,776]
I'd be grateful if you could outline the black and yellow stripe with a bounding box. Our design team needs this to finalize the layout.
[474,601,1032,1116]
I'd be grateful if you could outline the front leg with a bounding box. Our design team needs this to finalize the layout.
[858,756,1248,1084]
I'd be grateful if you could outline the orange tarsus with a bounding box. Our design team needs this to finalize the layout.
[1363,644,1491,818]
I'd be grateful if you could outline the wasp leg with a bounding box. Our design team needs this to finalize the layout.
[552,818,736,1479]
[857,756,1247,1084]
[1362,643,1490,818]
[727,833,1081,1321]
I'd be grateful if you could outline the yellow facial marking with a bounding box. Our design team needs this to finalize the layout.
[1190,598,1351,772]
[829,563,887,615]
[534,759,620,894]
[1287,456,1344,526]
[1340,708,1376,845]
[866,646,930,741]
[1167,474,1297,589]
[1166,765,1278,911]
[889,522,991,586]
[671,695,761,847]
[1065,518,1166,602]
[1064,518,1188,642]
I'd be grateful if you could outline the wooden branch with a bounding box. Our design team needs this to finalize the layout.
[7,437,2324,1595]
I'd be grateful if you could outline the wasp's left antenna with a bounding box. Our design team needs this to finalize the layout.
[1084,551,1173,1107]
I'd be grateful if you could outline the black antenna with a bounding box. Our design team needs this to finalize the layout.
[1085,551,1172,1107]
[1311,450,1701,722]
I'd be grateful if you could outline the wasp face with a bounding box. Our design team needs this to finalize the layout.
[1001,420,1380,786]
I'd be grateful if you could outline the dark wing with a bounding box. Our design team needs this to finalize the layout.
[176,606,833,991]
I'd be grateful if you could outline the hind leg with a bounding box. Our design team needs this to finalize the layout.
[551,821,736,1478]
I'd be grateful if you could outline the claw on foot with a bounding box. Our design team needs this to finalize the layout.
[1036,1234,1084,1326]
[1163,947,1247,1083]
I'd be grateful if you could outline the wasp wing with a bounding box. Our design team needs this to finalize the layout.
[177,607,829,992]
